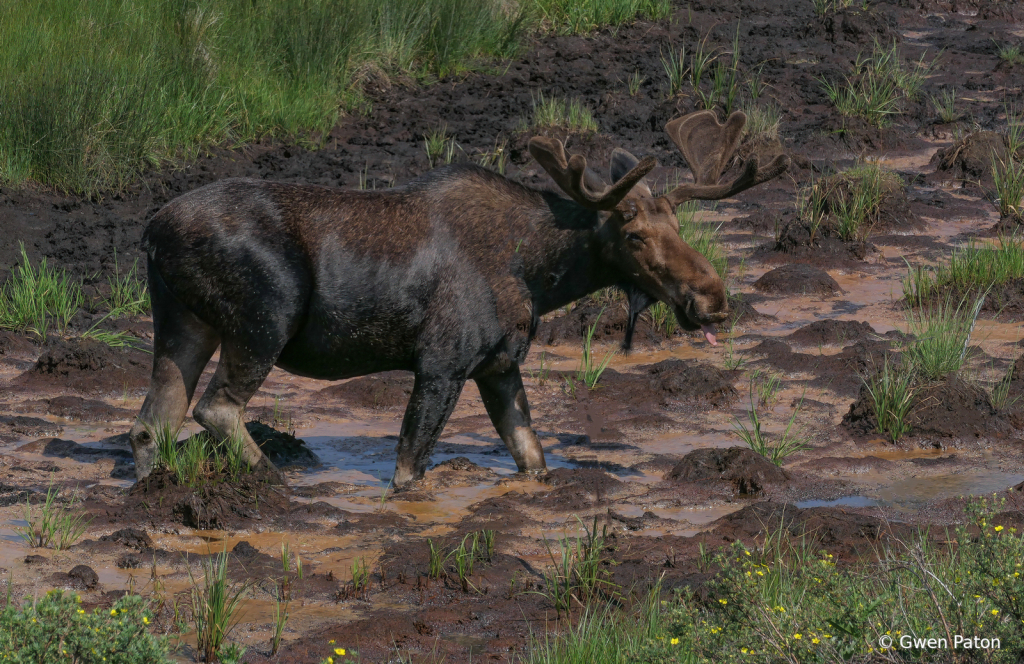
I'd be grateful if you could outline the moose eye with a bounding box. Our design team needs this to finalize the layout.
[625,232,644,244]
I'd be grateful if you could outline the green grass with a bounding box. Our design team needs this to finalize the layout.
[741,102,781,142]
[0,0,528,194]
[819,41,932,128]
[929,87,960,123]
[644,496,1024,663]
[993,150,1024,220]
[17,479,92,551]
[188,549,249,664]
[536,517,618,619]
[0,590,170,663]
[733,378,809,466]
[524,92,599,133]
[677,202,728,279]
[153,426,251,487]
[567,310,615,394]
[0,243,82,338]
[902,236,1024,307]
[903,293,985,382]
[535,0,672,35]
[423,123,457,168]
[996,42,1024,66]
[104,251,150,316]
[661,46,687,98]
[861,355,916,442]
[811,0,855,16]
[797,162,900,242]
[520,597,660,664]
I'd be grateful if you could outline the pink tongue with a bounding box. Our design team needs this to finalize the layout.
[701,324,718,346]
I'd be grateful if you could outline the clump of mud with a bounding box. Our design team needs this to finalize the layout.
[748,336,897,397]
[311,370,413,411]
[245,421,320,468]
[536,300,662,347]
[843,374,1017,441]
[786,319,878,347]
[753,264,843,296]
[125,467,290,530]
[665,447,788,495]
[593,359,739,409]
[15,336,150,394]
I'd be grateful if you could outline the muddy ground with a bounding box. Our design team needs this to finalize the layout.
[2,0,1024,662]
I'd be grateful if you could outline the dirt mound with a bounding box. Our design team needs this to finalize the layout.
[536,301,663,347]
[0,331,35,359]
[0,416,63,443]
[753,264,843,296]
[713,502,915,557]
[15,336,150,394]
[40,396,134,422]
[749,337,896,397]
[245,421,320,468]
[422,456,498,489]
[312,371,414,411]
[125,467,290,530]
[99,528,154,550]
[843,374,1016,440]
[666,447,789,495]
[787,319,878,347]
[594,359,738,409]
[930,131,1015,188]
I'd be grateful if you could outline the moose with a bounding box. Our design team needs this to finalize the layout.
[128,110,789,486]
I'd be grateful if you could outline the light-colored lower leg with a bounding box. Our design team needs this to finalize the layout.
[476,368,546,474]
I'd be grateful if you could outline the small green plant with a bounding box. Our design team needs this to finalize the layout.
[0,243,82,338]
[754,369,782,409]
[481,529,496,562]
[722,325,746,371]
[17,479,91,550]
[661,46,687,97]
[350,556,370,596]
[904,293,985,381]
[423,124,457,168]
[154,427,251,487]
[990,361,1019,411]
[188,548,249,664]
[996,41,1024,65]
[575,309,615,390]
[862,354,917,442]
[741,101,781,141]
[993,149,1024,220]
[648,301,678,338]
[536,516,617,618]
[734,379,809,465]
[525,92,598,133]
[0,590,170,662]
[428,539,448,581]
[452,533,480,593]
[271,586,289,656]
[626,69,646,96]
[535,0,672,35]
[903,235,1024,306]
[688,35,718,109]
[104,250,150,316]
[677,202,727,279]
[930,87,960,123]
[475,137,509,175]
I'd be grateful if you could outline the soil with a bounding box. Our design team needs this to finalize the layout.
[2,0,1024,661]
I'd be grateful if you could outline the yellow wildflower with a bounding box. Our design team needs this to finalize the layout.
[793,634,802,640]
[335,648,346,656]
[996,526,1004,532]
[718,599,727,605]
[670,638,679,645]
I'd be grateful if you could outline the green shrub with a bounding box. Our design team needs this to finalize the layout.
[0,590,170,663]
[643,497,1024,663]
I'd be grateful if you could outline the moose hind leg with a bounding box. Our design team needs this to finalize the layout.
[192,341,282,480]
[475,365,546,474]
[129,289,219,481]
[393,375,465,486]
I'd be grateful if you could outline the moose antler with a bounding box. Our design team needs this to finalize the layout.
[663,110,790,207]
[529,137,656,210]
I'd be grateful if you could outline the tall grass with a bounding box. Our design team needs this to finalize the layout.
[17,480,91,551]
[535,0,672,35]
[188,549,249,664]
[903,293,984,382]
[903,236,1024,306]
[0,243,82,338]
[677,202,727,279]
[0,0,528,194]
[524,92,599,133]
[862,355,916,442]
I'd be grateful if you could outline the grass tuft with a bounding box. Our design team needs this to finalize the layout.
[930,87,961,123]
[536,0,672,35]
[903,293,985,382]
[733,377,809,466]
[17,479,91,550]
[0,243,82,338]
[902,236,1024,307]
[188,548,249,664]
[524,92,598,133]
[861,355,916,442]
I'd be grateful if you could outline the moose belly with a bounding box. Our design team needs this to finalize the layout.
[275,312,417,380]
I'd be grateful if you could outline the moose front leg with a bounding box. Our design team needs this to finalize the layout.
[475,365,546,475]
[393,374,465,486]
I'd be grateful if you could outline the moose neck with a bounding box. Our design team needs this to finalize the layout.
[522,192,622,316]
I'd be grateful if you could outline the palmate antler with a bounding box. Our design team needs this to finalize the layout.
[528,136,656,210]
[663,110,790,206]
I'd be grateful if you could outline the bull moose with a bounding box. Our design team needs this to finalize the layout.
[128,110,789,486]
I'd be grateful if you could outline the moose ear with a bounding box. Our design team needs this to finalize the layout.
[611,148,652,198]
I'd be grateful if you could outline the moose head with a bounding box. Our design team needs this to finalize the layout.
[529,109,790,347]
